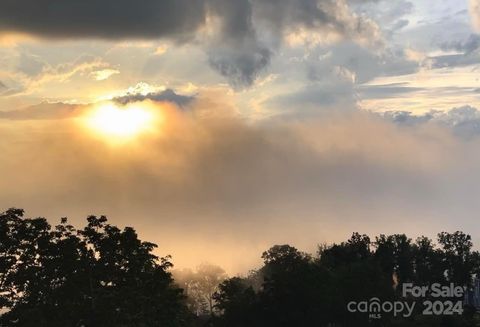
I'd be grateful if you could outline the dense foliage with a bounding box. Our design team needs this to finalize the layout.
[0,209,189,327]
[212,233,480,327]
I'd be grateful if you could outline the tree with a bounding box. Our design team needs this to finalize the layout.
[173,263,227,316]
[212,277,259,327]
[438,231,478,287]
[412,236,445,285]
[213,232,480,327]
[375,234,415,286]
[0,209,190,327]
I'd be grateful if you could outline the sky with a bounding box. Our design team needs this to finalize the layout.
[2,0,480,274]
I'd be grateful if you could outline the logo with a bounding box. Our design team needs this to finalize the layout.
[347,283,465,319]
[347,297,415,319]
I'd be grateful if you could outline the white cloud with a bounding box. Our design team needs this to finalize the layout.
[90,68,120,81]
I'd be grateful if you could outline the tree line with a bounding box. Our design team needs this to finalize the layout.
[1,208,480,326]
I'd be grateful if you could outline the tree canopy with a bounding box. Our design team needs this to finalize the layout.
[0,208,190,327]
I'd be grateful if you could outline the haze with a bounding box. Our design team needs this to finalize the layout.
[2,0,480,274]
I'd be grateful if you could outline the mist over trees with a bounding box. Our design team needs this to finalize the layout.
[1,209,480,326]
[173,263,227,316]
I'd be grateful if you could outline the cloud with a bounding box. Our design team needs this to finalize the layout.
[305,43,418,84]
[254,42,420,115]
[470,0,480,32]
[0,0,381,87]
[252,0,381,45]
[17,53,47,77]
[0,0,207,40]
[0,80,19,97]
[383,110,435,126]
[90,68,119,81]
[113,89,195,107]
[263,79,356,115]
[441,34,480,54]
[0,102,82,120]
[357,83,425,99]
[0,88,194,120]
[383,105,480,139]
[432,34,480,68]
[205,0,381,88]
[3,97,480,273]
[204,0,272,88]
[347,0,412,35]
[0,54,119,97]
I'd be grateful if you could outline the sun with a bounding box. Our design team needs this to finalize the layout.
[84,103,156,140]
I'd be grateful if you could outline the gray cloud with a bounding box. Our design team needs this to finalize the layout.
[0,89,194,120]
[306,44,418,85]
[431,53,479,69]
[207,0,271,88]
[113,89,195,107]
[432,34,480,68]
[253,0,379,40]
[357,83,425,99]
[0,0,207,41]
[0,0,380,88]
[441,34,480,54]
[391,19,409,31]
[264,81,356,116]
[206,0,380,88]
[383,110,435,126]
[208,45,271,88]
[0,81,18,97]
[17,53,47,77]
[348,0,412,33]
[383,105,480,139]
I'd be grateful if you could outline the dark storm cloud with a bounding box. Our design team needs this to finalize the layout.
[0,0,374,42]
[0,0,207,40]
[113,89,195,107]
[207,0,271,88]
[208,45,271,88]
[0,0,379,88]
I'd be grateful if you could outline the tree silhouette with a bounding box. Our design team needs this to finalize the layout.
[173,263,227,316]
[213,232,480,327]
[0,209,190,327]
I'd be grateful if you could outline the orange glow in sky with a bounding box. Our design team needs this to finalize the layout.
[83,102,158,142]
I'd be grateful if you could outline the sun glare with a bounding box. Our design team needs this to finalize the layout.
[84,103,156,140]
